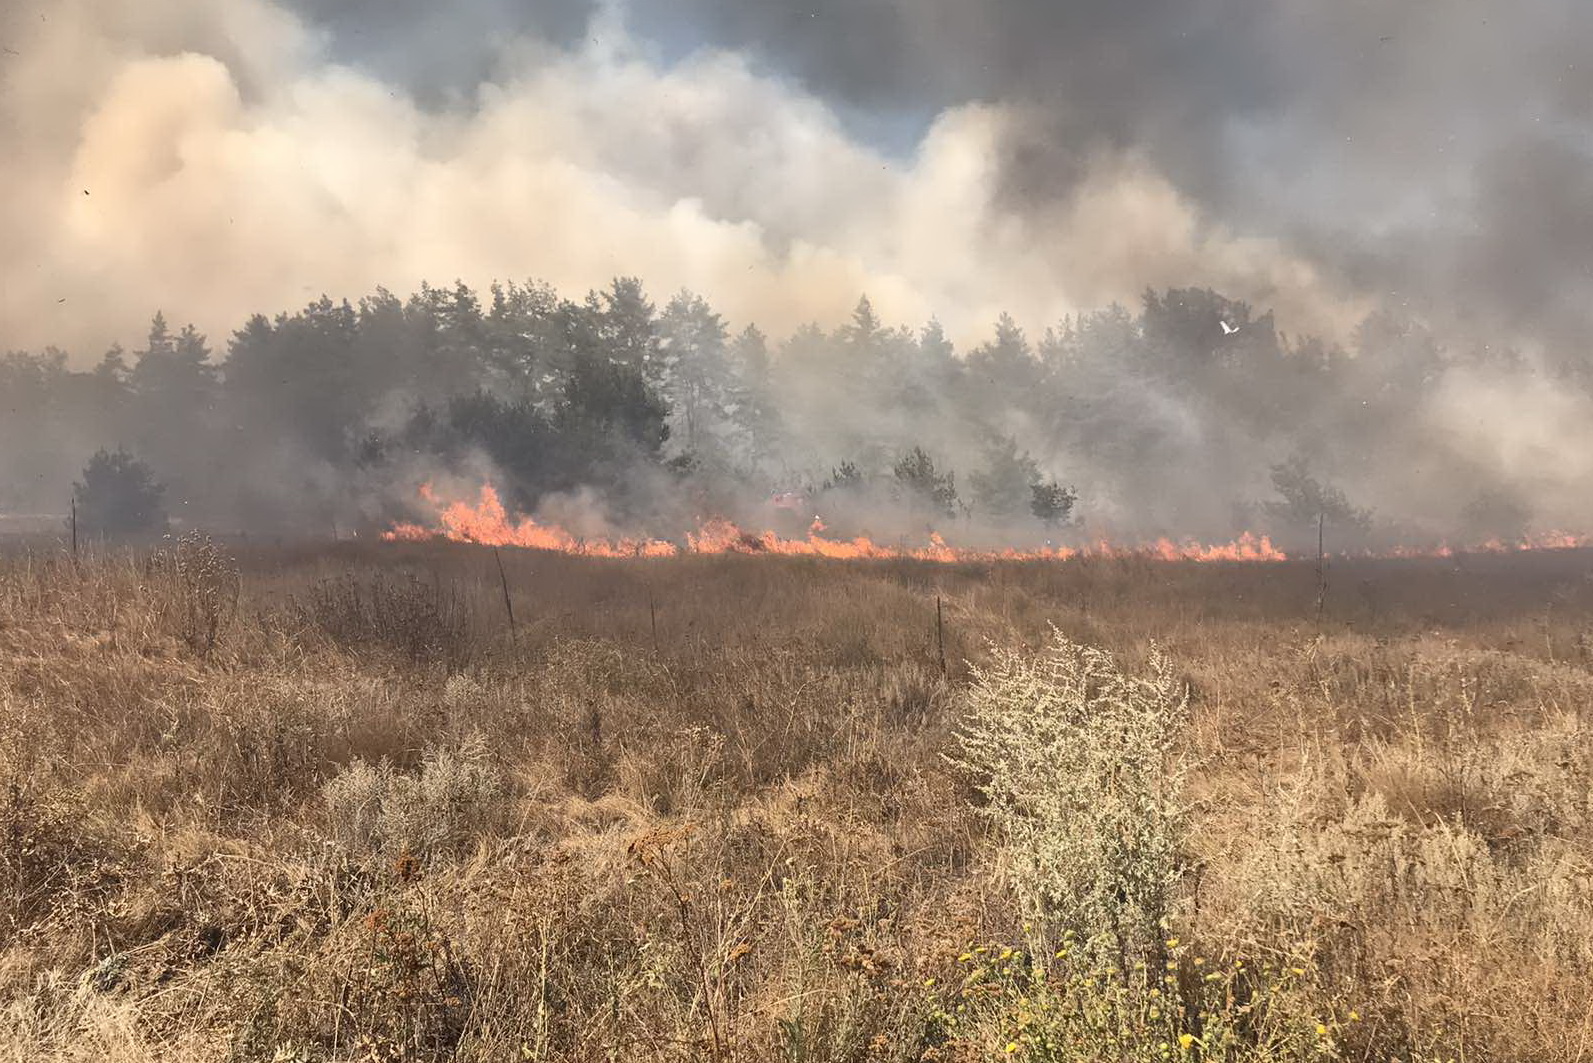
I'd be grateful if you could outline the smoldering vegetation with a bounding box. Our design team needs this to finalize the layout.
[1,276,1583,552]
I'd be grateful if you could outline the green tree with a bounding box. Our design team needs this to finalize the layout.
[1030,479,1078,526]
[225,297,363,462]
[658,290,738,456]
[893,446,958,518]
[1264,455,1371,533]
[823,461,865,492]
[483,279,567,402]
[594,276,662,378]
[124,314,218,512]
[75,448,167,537]
[841,295,883,353]
[131,313,216,408]
[970,436,1043,520]
[730,324,781,462]
[965,312,1043,417]
[557,349,670,461]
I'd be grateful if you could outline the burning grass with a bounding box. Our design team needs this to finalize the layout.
[2,540,1593,1060]
[383,481,1593,566]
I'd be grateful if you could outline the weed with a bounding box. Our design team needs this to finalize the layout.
[954,628,1189,969]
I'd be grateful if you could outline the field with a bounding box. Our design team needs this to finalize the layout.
[3,537,1593,1061]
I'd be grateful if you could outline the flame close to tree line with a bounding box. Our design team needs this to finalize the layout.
[382,484,1593,563]
[384,483,1288,561]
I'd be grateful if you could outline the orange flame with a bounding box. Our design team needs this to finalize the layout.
[385,484,677,558]
[383,483,1291,562]
[383,484,1593,563]
[1371,532,1591,559]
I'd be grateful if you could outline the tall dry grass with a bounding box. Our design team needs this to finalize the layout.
[2,539,1592,1060]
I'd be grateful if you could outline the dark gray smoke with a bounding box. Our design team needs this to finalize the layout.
[624,0,1593,351]
[277,0,593,103]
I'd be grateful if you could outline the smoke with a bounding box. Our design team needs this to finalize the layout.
[643,0,1593,349]
[1,0,1591,544]
[0,0,1365,358]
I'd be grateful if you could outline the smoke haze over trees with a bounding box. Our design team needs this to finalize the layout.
[1,0,1590,545]
[0,276,1581,550]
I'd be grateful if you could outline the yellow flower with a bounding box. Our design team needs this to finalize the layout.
[923,978,937,988]
[1316,1023,1329,1038]
[1179,1034,1196,1050]
[1349,1011,1361,1022]
[1004,1042,1020,1054]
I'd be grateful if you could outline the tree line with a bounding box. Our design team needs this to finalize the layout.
[0,278,1544,546]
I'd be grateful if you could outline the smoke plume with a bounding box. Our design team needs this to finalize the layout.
[1,0,1591,545]
[0,0,1375,355]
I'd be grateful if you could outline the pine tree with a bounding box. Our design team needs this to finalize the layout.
[893,446,959,518]
[658,291,738,458]
[1030,479,1078,526]
[75,448,167,537]
[730,324,782,464]
[970,436,1043,520]
[597,277,662,379]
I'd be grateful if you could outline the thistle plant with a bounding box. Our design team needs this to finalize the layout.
[323,733,503,860]
[953,628,1190,969]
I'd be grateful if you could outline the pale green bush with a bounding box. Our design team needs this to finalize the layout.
[323,733,503,858]
[954,628,1189,965]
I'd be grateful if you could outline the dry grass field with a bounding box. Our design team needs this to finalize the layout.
[3,536,1593,1061]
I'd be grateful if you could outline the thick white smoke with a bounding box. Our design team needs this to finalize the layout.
[0,0,1362,359]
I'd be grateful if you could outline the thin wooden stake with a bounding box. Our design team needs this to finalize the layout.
[1315,511,1327,628]
[493,547,516,646]
[936,595,947,677]
[649,587,659,654]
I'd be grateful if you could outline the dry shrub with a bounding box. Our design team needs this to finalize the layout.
[955,628,1189,967]
[0,785,130,950]
[323,734,504,859]
[146,531,240,659]
[1202,708,1593,1060]
[292,571,476,667]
